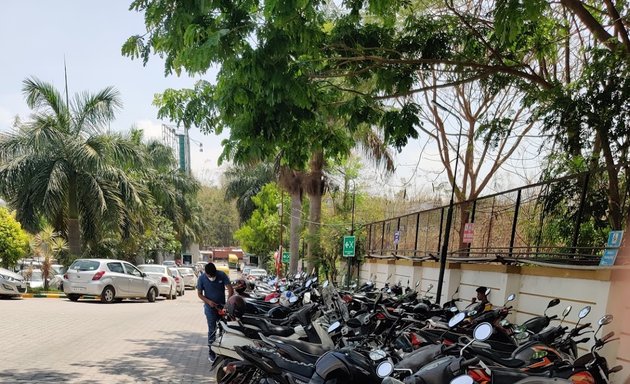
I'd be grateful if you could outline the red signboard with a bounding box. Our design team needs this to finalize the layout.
[463,223,474,244]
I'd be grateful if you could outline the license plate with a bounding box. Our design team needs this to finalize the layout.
[72,287,86,292]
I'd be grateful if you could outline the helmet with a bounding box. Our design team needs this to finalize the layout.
[233,279,247,294]
[226,295,246,319]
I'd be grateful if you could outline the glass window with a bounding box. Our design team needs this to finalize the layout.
[107,262,125,274]
[123,263,142,277]
[69,260,100,272]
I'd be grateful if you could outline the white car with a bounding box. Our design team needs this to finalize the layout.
[169,268,185,296]
[25,269,45,290]
[0,268,27,297]
[138,264,177,300]
[248,269,268,281]
[63,259,159,303]
[177,267,197,289]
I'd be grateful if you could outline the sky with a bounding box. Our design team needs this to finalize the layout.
[0,1,544,200]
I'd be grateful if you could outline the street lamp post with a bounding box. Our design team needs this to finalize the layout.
[432,100,464,304]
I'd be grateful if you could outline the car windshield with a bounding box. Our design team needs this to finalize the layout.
[139,266,166,274]
[169,268,180,277]
[69,260,100,272]
[177,268,193,275]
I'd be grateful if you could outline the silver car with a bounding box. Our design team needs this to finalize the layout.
[177,267,197,289]
[63,259,159,303]
[0,268,27,297]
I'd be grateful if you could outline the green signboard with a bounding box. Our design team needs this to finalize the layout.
[282,251,290,263]
[343,236,356,257]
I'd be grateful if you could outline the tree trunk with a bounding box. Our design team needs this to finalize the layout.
[305,151,325,273]
[67,176,81,256]
[457,201,472,255]
[598,127,624,229]
[289,191,301,275]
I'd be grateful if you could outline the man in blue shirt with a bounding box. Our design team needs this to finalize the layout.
[197,262,234,363]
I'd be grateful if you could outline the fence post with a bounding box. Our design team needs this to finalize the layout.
[367,224,372,256]
[395,217,401,256]
[572,172,590,254]
[509,190,522,258]
[466,200,477,257]
[413,213,420,257]
[437,207,445,256]
[381,222,386,255]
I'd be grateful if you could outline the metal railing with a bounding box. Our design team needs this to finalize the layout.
[365,167,628,266]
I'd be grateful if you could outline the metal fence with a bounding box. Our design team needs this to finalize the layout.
[365,167,628,266]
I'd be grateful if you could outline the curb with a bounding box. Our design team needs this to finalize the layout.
[21,293,100,300]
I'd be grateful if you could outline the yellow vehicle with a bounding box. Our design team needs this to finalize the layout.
[228,254,239,269]
[216,264,230,276]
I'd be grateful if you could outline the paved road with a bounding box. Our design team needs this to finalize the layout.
[0,270,239,384]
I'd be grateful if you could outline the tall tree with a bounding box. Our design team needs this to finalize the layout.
[224,162,276,224]
[0,78,143,255]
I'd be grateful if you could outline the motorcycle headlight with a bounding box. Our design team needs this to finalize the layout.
[376,360,393,378]
[369,349,387,361]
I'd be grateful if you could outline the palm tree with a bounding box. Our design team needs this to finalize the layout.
[224,162,277,224]
[0,77,143,255]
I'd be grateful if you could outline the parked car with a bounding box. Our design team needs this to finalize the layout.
[25,269,45,290]
[241,266,252,278]
[0,268,27,297]
[63,259,159,303]
[177,267,197,289]
[163,260,177,267]
[138,264,177,300]
[247,268,268,281]
[169,267,185,296]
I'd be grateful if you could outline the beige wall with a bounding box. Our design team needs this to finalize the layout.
[359,260,627,383]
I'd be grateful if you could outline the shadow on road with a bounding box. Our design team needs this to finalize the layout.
[0,369,70,383]
[70,330,211,383]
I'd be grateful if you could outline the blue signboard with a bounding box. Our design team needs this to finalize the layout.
[600,230,624,266]
[394,231,400,245]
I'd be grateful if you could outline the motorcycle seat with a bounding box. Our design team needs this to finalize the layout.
[269,335,329,357]
[241,315,294,337]
[471,347,526,368]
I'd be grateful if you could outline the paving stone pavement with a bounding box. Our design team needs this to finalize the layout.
[0,284,223,383]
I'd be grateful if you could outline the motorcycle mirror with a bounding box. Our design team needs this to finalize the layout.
[289,296,299,304]
[506,293,515,302]
[427,284,434,292]
[578,306,591,319]
[486,288,491,296]
[376,360,394,378]
[450,376,474,384]
[303,292,311,304]
[269,298,279,304]
[473,322,493,341]
[327,321,341,333]
[415,281,420,287]
[448,312,466,328]
[609,365,623,374]
[598,314,613,326]
[547,298,560,309]
[562,305,572,318]
[323,280,329,288]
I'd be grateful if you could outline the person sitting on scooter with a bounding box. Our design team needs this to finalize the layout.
[471,286,493,313]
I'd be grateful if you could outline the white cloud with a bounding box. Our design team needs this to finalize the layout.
[134,119,164,140]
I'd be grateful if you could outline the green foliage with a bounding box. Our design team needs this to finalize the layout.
[0,208,29,268]
[234,183,289,264]
[197,185,239,247]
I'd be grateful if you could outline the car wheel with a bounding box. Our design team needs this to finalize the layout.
[68,294,80,302]
[181,288,185,296]
[101,286,115,303]
[147,287,157,302]
[178,287,183,296]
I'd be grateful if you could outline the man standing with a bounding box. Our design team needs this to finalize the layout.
[197,262,234,363]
